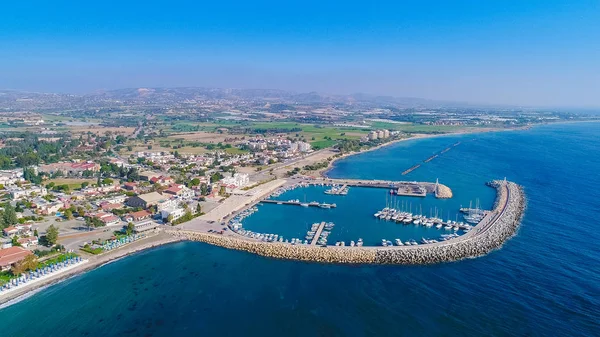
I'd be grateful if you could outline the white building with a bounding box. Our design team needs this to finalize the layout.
[132,219,161,233]
[160,207,186,222]
[0,169,25,186]
[8,186,48,200]
[221,173,250,188]
[297,141,312,153]
[368,131,378,140]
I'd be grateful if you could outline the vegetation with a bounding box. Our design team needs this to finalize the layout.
[44,224,59,246]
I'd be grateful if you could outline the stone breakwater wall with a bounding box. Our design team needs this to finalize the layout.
[168,180,525,265]
[375,180,525,264]
[167,231,377,263]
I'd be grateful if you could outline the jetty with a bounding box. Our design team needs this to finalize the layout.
[401,142,462,175]
[311,178,450,198]
[169,179,525,265]
[310,222,326,246]
[260,200,336,208]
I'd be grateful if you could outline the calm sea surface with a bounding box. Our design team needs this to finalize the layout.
[1,123,599,336]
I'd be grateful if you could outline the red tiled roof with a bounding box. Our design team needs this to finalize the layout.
[0,246,33,268]
[101,203,123,211]
[129,210,152,219]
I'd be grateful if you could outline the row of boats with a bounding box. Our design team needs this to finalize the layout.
[381,233,461,247]
[305,222,335,246]
[374,208,472,231]
[324,185,349,195]
[282,199,336,208]
[269,183,310,198]
[335,238,364,247]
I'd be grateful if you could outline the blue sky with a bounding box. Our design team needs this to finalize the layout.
[1,0,599,107]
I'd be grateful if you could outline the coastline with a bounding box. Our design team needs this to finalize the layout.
[0,124,536,309]
[0,232,182,307]
[318,126,530,178]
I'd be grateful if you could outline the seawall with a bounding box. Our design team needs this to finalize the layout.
[168,180,525,265]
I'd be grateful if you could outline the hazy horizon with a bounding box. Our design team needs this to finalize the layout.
[1,0,599,107]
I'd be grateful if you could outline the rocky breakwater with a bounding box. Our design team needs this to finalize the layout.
[434,183,453,199]
[166,230,377,264]
[375,180,525,264]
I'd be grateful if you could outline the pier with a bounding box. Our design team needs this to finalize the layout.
[310,222,326,246]
[310,178,450,198]
[260,200,336,208]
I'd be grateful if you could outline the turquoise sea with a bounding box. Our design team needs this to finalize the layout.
[1,122,599,336]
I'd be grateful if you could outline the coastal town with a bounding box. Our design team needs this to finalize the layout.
[0,87,587,303]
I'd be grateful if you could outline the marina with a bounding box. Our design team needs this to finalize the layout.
[171,180,525,265]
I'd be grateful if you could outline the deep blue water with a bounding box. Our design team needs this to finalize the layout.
[1,122,599,336]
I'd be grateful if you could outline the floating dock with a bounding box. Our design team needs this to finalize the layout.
[260,200,336,208]
[310,222,326,246]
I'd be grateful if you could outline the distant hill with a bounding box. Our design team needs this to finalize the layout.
[0,87,498,110]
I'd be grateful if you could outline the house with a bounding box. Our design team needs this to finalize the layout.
[17,236,39,248]
[2,224,32,237]
[139,171,161,182]
[123,182,138,191]
[93,213,121,226]
[38,162,100,176]
[33,200,64,215]
[149,175,175,186]
[0,169,25,186]
[127,210,152,222]
[156,198,178,211]
[0,246,33,271]
[8,186,48,200]
[160,207,186,222]
[96,195,128,205]
[126,192,169,209]
[2,226,19,237]
[101,202,123,211]
[130,219,160,233]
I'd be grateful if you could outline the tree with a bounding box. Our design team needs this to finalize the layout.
[3,203,18,227]
[11,235,21,247]
[34,229,39,237]
[196,203,202,214]
[64,209,73,220]
[126,222,135,235]
[12,254,38,275]
[210,172,224,183]
[190,178,200,186]
[45,224,59,246]
[200,183,208,196]
[81,181,89,189]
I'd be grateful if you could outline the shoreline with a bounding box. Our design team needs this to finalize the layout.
[0,232,182,307]
[0,124,537,309]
